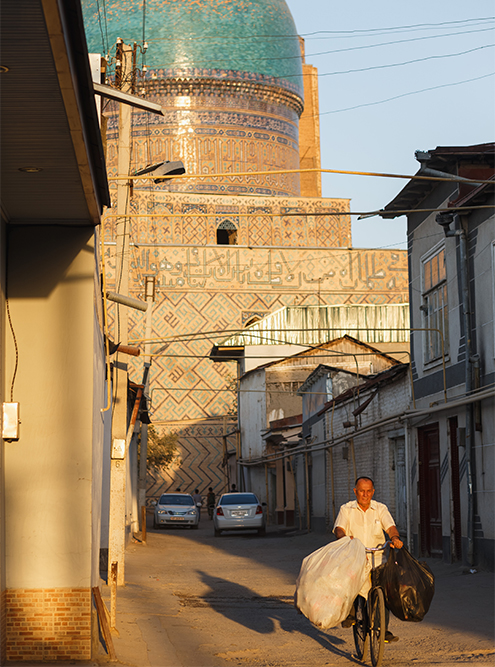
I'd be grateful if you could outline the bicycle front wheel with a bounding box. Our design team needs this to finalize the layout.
[369,587,386,667]
[353,596,368,661]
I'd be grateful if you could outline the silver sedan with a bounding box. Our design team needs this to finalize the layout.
[213,492,266,536]
[153,493,199,529]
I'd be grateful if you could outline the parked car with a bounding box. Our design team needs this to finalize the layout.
[213,492,266,536]
[153,493,199,529]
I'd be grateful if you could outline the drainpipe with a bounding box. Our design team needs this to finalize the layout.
[436,211,476,566]
[404,421,412,552]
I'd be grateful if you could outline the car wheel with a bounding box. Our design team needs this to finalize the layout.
[214,527,221,537]
[258,526,266,536]
[153,519,158,529]
[191,524,199,530]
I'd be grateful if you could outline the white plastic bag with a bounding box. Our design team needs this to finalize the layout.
[295,536,367,629]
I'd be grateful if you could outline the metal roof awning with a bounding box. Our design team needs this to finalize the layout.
[0,0,110,225]
[380,144,495,219]
[209,346,245,362]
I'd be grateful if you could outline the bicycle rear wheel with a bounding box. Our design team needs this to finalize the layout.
[353,596,368,661]
[369,587,386,667]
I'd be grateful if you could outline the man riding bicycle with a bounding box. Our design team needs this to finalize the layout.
[334,476,403,643]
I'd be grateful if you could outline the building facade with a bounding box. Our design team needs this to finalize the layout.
[382,144,494,569]
[229,332,403,528]
[294,364,411,536]
[1,0,110,660]
[82,0,408,504]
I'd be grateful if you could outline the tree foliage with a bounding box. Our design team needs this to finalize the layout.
[138,426,181,470]
[225,372,238,417]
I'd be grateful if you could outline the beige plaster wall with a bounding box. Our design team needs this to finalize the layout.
[0,219,7,661]
[4,226,97,588]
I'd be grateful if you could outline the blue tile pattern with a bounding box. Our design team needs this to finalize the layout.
[82,0,303,96]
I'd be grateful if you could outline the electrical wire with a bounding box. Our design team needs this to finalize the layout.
[146,26,495,70]
[108,166,494,186]
[102,204,494,219]
[300,17,495,38]
[316,44,495,78]
[130,325,410,345]
[281,27,495,62]
[102,0,109,60]
[140,16,495,42]
[144,18,495,42]
[95,0,107,56]
[6,297,18,403]
[321,71,495,115]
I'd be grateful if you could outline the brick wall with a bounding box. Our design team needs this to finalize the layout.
[1,587,6,663]
[6,588,91,661]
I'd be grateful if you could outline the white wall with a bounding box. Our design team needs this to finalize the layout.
[242,344,309,373]
[239,370,266,460]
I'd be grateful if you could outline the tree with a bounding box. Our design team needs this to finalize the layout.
[225,372,238,417]
[138,426,181,470]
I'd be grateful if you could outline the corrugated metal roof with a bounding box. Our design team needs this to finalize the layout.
[381,143,495,219]
[317,363,410,417]
[217,304,410,347]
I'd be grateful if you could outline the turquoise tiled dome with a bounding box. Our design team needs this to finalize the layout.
[82,0,303,96]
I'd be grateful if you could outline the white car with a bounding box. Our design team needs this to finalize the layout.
[213,492,266,536]
[153,493,199,529]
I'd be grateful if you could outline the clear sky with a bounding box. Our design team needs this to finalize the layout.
[287,1,495,249]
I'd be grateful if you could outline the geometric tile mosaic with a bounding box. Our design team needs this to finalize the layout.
[103,192,407,499]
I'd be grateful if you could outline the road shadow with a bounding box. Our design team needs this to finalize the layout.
[171,522,495,643]
[196,570,357,661]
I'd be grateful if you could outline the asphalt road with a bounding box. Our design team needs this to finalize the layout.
[97,518,494,667]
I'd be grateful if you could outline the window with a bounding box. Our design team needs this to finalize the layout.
[217,220,237,245]
[220,494,258,505]
[158,495,194,506]
[421,246,448,363]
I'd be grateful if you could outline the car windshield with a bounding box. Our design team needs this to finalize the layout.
[220,494,258,505]
[158,495,194,505]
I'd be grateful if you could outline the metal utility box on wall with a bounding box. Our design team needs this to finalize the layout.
[2,402,20,440]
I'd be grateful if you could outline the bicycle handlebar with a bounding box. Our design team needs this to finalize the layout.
[364,540,391,553]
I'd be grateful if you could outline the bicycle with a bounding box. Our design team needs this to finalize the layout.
[353,541,390,667]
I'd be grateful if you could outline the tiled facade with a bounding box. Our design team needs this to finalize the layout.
[5,588,91,662]
[103,73,304,196]
[84,0,305,196]
[82,0,304,92]
[102,191,407,498]
[82,1,409,502]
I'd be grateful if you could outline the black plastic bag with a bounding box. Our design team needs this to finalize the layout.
[378,547,435,622]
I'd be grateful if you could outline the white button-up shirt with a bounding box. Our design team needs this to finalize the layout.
[333,499,396,597]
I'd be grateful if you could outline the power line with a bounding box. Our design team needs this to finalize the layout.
[292,27,495,62]
[147,27,495,70]
[317,44,495,77]
[143,18,495,42]
[109,166,493,186]
[130,325,411,345]
[95,0,106,56]
[321,71,495,114]
[301,17,495,38]
[102,0,109,58]
[102,205,494,220]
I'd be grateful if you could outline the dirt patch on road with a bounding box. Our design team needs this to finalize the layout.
[176,592,294,609]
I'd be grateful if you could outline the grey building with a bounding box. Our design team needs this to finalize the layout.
[381,143,494,569]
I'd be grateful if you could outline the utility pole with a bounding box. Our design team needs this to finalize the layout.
[96,40,168,585]
[108,39,133,586]
[138,277,155,516]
